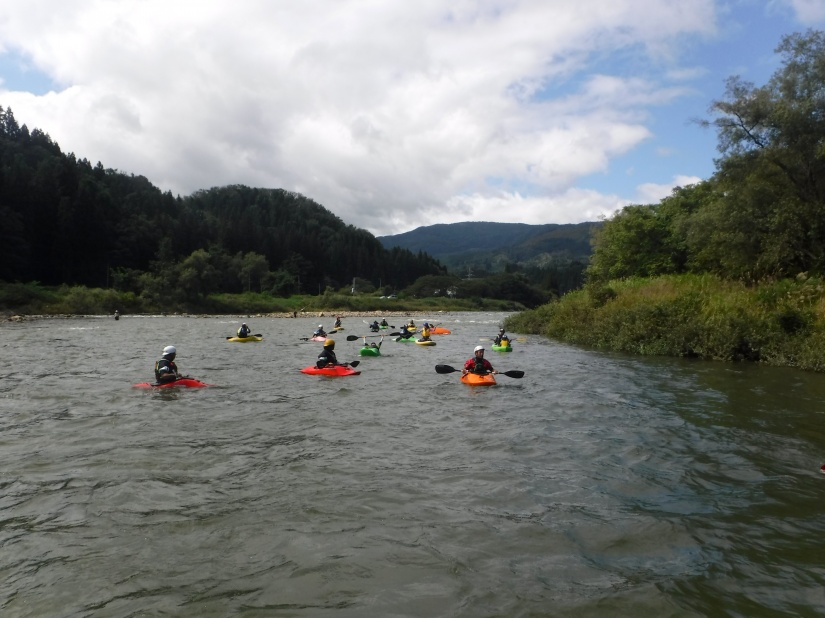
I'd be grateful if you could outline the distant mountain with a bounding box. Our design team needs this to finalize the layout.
[379,221,599,273]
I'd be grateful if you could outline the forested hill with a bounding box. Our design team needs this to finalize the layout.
[0,106,444,298]
[379,221,598,272]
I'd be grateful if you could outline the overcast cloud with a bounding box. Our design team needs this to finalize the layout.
[0,1,823,235]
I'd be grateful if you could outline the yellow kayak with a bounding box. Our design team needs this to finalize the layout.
[227,335,263,342]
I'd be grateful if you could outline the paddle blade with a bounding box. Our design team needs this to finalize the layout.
[435,364,458,374]
[389,332,401,336]
[349,360,360,368]
[502,370,524,379]
[346,335,360,341]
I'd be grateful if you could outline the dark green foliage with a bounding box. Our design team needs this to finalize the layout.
[380,221,596,294]
[588,30,825,285]
[0,108,445,296]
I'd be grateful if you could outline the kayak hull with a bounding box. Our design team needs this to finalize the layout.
[461,373,497,386]
[492,344,512,352]
[359,346,381,356]
[416,339,436,346]
[309,336,327,342]
[133,378,211,389]
[432,327,451,335]
[396,336,417,342]
[227,335,263,342]
[300,365,361,376]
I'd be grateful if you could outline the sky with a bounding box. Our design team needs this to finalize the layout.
[1,1,825,237]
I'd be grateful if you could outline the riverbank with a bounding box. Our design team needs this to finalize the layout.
[0,281,524,318]
[505,272,825,372]
[2,310,462,322]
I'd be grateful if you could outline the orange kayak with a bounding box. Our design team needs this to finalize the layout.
[460,372,496,386]
[432,327,451,335]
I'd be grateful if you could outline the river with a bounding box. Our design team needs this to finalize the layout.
[1,312,824,617]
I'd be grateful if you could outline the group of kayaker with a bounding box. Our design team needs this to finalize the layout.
[152,320,508,383]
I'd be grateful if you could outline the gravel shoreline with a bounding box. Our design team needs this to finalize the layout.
[3,310,458,322]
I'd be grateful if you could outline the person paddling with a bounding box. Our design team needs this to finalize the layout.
[316,338,340,368]
[493,328,509,346]
[238,322,251,338]
[155,345,180,384]
[313,324,327,338]
[462,345,498,376]
[399,324,413,339]
[420,322,432,341]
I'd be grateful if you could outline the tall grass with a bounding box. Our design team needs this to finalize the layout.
[505,273,825,371]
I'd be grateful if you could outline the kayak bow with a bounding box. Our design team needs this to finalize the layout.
[460,372,497,386]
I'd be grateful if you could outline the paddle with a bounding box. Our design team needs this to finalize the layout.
[226,333,263,339]
[434,364,524,379]
[479,337,527,343]
[347,333,399,341]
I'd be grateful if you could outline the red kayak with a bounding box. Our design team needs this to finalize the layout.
[132,378,211,389]
[300,365,361,376]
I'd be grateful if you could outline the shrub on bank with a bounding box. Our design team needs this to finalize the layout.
[0,282,524,316]
[505,273,825,371]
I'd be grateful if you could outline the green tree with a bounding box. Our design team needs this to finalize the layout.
[238,251,269,292]
[703,29,825,277]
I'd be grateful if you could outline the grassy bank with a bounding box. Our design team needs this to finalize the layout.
[505,273,825,372]
[0,282,525,317]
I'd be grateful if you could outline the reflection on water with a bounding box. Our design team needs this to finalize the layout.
[1,313,824,616]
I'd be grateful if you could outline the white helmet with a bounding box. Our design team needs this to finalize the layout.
[163,345,176,356]
[318,324,323,328]
[474,345,484,353]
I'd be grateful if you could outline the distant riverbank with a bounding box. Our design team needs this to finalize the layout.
[0,281,525,319]
[3,309,464,322]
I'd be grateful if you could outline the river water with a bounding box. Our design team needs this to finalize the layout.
[1,312,824,617]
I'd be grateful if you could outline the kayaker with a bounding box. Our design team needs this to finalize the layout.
[420,322,432,341]
[369,320,380,332]
[155,345,180,384]
[238,322,251,338]
[334,315,342,328]
[380,318,389,327]
[114,310,120,320]
[314,324,327,337]
[399,324,412,339]
[493,328,508,346]
[316,338,339,368]
[408,319,416,329]
[462,345,498,376]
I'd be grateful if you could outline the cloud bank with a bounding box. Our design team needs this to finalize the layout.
[0,1,820,234]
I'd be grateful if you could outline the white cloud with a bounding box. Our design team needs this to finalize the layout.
[635,175,704,204]
[784,0,825,22]
[0,1,730,235]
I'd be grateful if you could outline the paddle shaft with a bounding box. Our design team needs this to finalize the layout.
[434,364,524,379]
